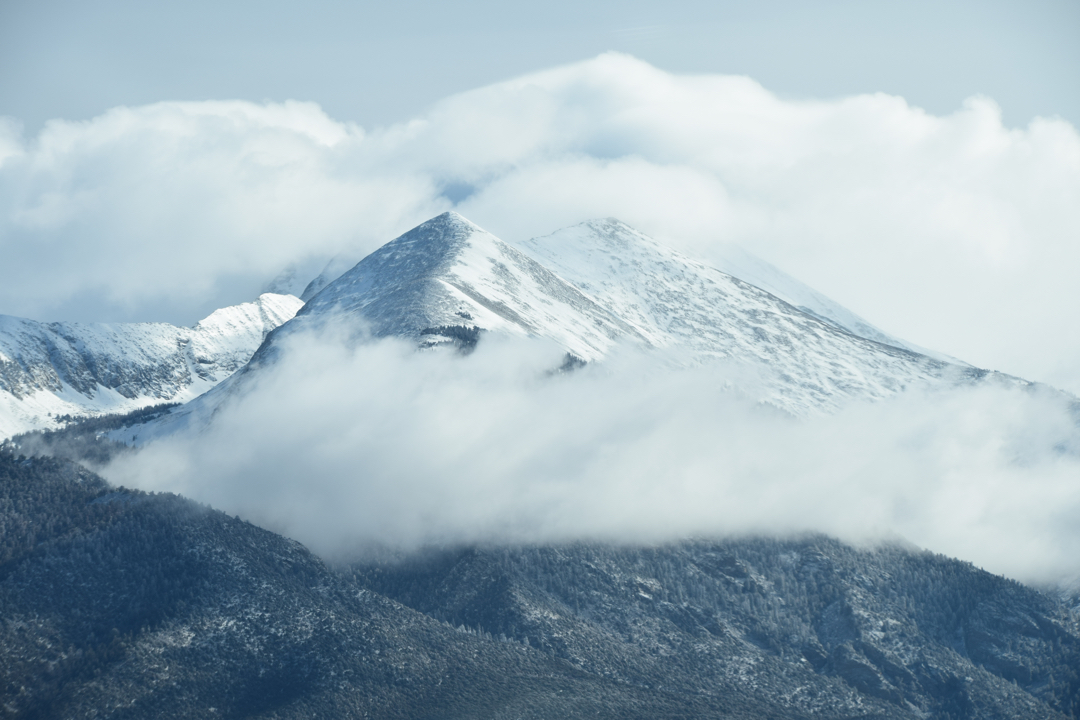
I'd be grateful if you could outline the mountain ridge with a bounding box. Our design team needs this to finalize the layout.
[514,217,970,413]
[246,213,1005,419]
[294,212,644,361]
[107,212,1043,446]
[0,293,303,439]
[540,218,963,363]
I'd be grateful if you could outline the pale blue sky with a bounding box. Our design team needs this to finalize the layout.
[2,0,1077,131]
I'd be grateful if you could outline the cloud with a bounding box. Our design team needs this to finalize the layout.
[0,100,447,324]
[104,325,1080,587]
[2,53,1079,391]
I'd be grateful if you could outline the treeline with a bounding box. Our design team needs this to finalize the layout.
[418,324,482,352]
[1,402,178,467]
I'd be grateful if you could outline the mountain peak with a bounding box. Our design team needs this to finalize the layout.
[406,210,483,242]
[298,211,498,319]
[432,209,476,226]
[292,214,637,359]
[587,217,634,230]
[529,217,668,258]
[0,294,303,439]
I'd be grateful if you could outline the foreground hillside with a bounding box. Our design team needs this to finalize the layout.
[0,452,722,720]
[2,451,1078,719]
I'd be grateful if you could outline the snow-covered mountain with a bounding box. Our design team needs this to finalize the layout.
[103,209,1049,447]
[0,293,303,438]
[514,218,980,412]
[268,218,949,356]
[289,212,976,416]
[700,239,962,363]
[132,211,1008,445]
[291,212,643,361]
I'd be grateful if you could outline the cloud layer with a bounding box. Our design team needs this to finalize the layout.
[2,54,1079,392]
[105,326,1080,587]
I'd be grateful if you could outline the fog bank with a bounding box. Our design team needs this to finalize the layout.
[105,325,1080,587]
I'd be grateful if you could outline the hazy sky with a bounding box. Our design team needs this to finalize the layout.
[3,0,1078,133]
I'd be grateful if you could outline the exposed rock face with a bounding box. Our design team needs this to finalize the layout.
[0,293,303,438]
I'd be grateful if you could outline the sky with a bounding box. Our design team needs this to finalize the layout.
[3,0,1078,132]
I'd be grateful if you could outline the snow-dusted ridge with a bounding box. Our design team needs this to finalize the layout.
[513,218,976,413]
[268,217,956,361]
[698,239,963,364]
[230,214,995,419]
[73,211,1039,444]
[292,212,644,361]
[0,293,303,438]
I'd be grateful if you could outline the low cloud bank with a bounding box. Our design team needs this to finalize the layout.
[105,325,1080,587]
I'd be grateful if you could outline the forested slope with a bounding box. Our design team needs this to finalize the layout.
[3,451,1079,719]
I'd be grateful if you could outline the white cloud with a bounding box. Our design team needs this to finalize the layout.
[2,53,1078,392]
[0,100,446,324]
[104,326,1080,586]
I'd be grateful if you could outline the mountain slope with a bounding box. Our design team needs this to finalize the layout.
[701,239,962,363]
[294,212,643,361]
[123,213,1021,446]
[0,293,303,439]
[353,540,1080,719]
[515,218,974,414]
